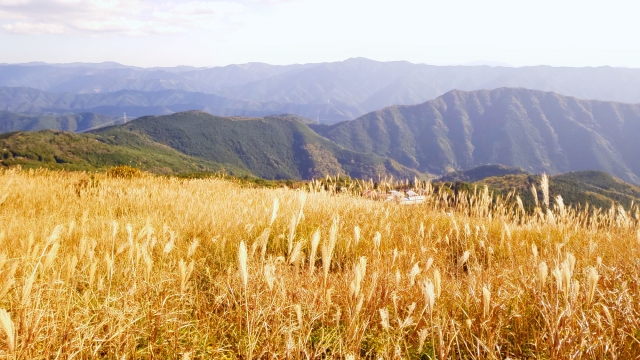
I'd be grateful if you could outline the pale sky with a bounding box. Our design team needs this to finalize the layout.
[0,0,638,68]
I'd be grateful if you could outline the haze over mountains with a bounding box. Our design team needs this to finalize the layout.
[0,111,117,133]
[1,87,639,185]
[3,58,640,192]
[0,87,343,119]
[4,58,640,123]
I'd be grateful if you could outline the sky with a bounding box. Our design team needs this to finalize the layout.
[0,0,638,68]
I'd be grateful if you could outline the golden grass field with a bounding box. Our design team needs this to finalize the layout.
[0,168,638,358]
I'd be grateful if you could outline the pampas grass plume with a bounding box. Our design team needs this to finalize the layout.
[482,286,491,317]
[238,240,248,288]
[308,229,321,276]
[423,280,435,314]
[587,267,599,305]
[538,261,548,290]
[541,173,549,209]
[0,309,15,352]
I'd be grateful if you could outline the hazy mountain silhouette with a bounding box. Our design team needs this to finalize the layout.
[0,87,343,120]
[4,59,640,123]
[0,110,117,133]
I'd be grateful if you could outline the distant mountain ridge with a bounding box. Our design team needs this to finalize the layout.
[91,111,421,180]
[477,170,640,211]
[319,88,640,184]
[426,165,640,211]
[0,110,422,181]
[0,129,238,175]
[0,87,343,120]
[4,88,640,186]
[4,127,640,210]
[438,164,528,182]
[0,110,118,133]
[5,59,640,123]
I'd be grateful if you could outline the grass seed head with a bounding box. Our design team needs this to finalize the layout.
[571,279,580,304]
[538,261,548,290]
[269,198,279,226]
[552,265,563,293]
[433,269,442,298]
[458,251,470,268]
[409,262,421,286]
[379,308,390,330]
[541,173,549,209]
[373,231,382,251]
[163,238,175,255]
[482,286,491,317]
[0,309,15,352]
[350,257,367,299]
[187,238,199,257]
[556,195,566,218]
[308,229,321,276]
[562,260,573,297]
[288,241,303,266]
[425,257,433,272]
[423,280,435,314]
[263,264,276,291]
[295,304,303,329]
[587,267,599,305]
[321,217,339,286]
[418,328,428,352]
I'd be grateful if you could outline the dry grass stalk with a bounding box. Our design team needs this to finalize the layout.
[238,240,248,288]
[321,217,339,287]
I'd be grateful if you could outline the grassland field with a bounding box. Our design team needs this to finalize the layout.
[0,168,637,358]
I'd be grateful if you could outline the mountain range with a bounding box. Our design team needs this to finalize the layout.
[480,169,640,211]
[435,165,640,211]
[3,87,640,186]
[1,112,420,180]
[0,129,236,175]
[0,110,118,133]
[4,58,640,123]
[3,124,639,210]
[317,88,640,184]
[0,87,341,120]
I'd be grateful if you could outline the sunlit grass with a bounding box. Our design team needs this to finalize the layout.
[0,168,638,358]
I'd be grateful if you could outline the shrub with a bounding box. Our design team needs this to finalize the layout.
[106,165,145,179]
